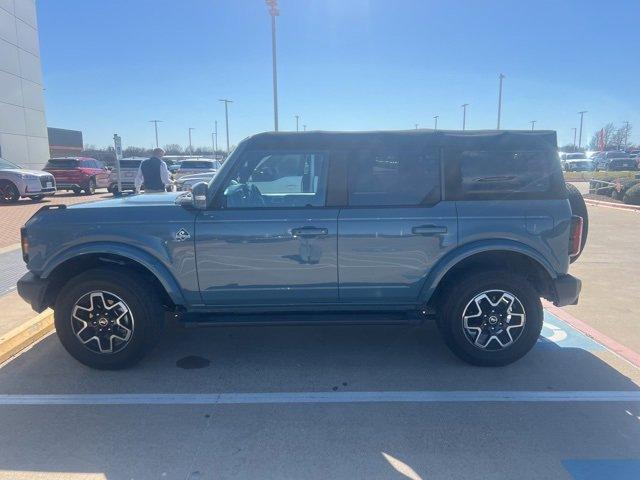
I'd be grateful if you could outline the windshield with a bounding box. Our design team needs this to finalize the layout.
[0,157,21,169]
[179,161,215,169]
[45,159,79,169]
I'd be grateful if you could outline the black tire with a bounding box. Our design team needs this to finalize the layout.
[0,180,20,203]
[29,194,45,202]
[72,188,82,195]
[54,267,165,369]
[565,183,588,263]
[84,178,96,195]
[437,271,543,366]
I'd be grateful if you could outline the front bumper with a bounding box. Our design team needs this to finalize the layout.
[17,272,49,313]
[552,274,581,307]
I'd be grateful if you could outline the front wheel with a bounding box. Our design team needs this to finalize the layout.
[437,271,543,366]
[54,267,165,369]
[0,180,20,203]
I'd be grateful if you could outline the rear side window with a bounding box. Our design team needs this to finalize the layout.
[444,149,564,200]
[347,149,440,206]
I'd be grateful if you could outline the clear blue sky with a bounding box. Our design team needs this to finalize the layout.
[38,0,640,150]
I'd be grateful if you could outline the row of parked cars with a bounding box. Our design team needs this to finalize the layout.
[0,155,222,203]
[560,150,639,171]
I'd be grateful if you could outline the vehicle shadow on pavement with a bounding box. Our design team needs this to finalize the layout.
[1,319,638,395]
[0,319,639,480]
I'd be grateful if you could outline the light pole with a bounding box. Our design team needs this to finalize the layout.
[303,125,307,131]
[219,99,233,153]
[188,128,195,154]
[530,120,536,131]
[433,115,439,130]
[415,123,418,130]
[623,121,630,149]
[578,111,587,149]
[497,73,505,130]
[214,120,218,152]
[295,115,299,132]
[149,120,162,148]
[461,103,469,130]
[266,0,280,131]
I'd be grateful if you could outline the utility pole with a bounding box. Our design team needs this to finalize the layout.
[578,111,587,149]
[219,99,233,153]
[188,128,195,154]
[214,120,218,152]
[623,121,630,149]
[295,115,299,132]
[461,103,469,130]
[433,115,439,130]
[211,132,215,156]
[266,0,280,131]
[530,120,536,131]
[572,127,577,148]
[497,73,505,130]
[414,123,418,130]
[149,120,162,148]
[303,125,307,131]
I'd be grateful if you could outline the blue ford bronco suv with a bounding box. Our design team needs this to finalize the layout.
[18,130,586,369]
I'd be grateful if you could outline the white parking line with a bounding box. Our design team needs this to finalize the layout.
[0,390,639,406]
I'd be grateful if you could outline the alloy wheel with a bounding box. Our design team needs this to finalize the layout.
[71,291,134,354]
[462,289,526,350]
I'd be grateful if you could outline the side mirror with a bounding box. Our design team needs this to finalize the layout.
[191,182,208,209]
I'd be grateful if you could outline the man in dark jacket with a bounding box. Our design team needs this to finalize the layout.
[135,148,173,193]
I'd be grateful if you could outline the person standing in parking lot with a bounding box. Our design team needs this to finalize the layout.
[135,148,173,193]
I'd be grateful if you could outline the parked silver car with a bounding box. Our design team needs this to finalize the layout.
[174,159,222,180]
[107,157,145,195]
[0,157,56,203]
[175,171,218,191]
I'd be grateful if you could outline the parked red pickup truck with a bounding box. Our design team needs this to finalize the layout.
[44,157,110,195]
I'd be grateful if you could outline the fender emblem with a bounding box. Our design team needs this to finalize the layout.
[175,228,191,242]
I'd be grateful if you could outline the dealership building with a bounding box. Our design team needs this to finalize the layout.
[0,0,49,170]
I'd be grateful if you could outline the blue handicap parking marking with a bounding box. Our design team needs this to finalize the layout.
[537,310,605,351]
[562,460,640,480]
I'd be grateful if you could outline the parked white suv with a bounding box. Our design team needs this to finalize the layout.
[0,157,56,203]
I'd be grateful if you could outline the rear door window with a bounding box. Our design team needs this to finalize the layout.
[444,149,563,200]
[347,148,440,206]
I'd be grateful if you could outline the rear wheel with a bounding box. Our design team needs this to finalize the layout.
[54,267,165,369]
[437,271,543,366]
[0,180,20,203]
[84,178,96,195]
[72,188,82,195]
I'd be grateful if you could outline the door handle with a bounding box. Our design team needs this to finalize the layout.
[412,225,448,235]
[291,227,329,238]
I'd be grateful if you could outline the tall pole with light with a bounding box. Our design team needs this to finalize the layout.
[219,99,233,153]
[303,125,307,131]
[433,115,439,130]
[149,120,162,148]
[578,111,587,149]
[214,120,218,152]
[461,104,469,130]
[497,73,505,130]
[572,127,577,148]
[266,0,280,132]
[295,115,299,132]
[188,128,195,154]
[530,120,536,131]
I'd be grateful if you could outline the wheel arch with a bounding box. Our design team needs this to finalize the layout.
[420,241,557,308]
[41,243,186,310]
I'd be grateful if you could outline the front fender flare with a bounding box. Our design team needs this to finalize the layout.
[418,239,557,305]
[41,242,187,307]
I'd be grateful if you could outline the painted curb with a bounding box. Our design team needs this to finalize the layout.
[542,300,640,368]
[584,199,640,212]
[0,243,21,255]
[0,309,54,365]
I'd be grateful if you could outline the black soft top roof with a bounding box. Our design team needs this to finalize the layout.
[245,130,558,152]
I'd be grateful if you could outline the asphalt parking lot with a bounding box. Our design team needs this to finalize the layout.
[1,196,640,479]
[1,308,639,480]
